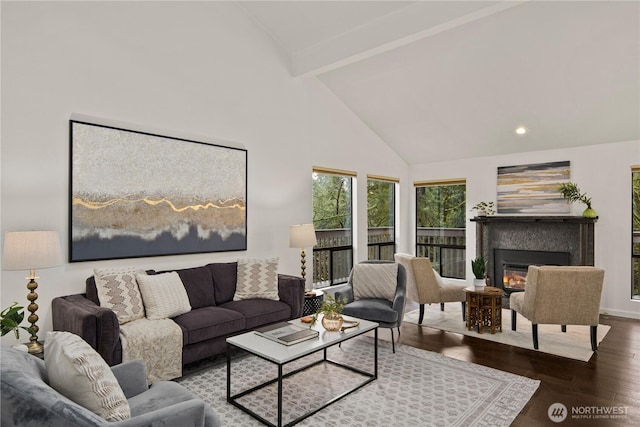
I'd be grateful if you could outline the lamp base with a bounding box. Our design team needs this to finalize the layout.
[26,340,43,355]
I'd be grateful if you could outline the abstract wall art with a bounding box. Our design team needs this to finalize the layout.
[70,120,247,261]
[496,161,570,214]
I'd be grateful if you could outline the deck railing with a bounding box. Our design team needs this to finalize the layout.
[311,227,464,287]
[312,228,352,288]
[416,227,466,279]
[633,231,640,299]
[312,227,395,288]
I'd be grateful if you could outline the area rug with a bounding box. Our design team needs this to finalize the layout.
[403,304,610,362]
[176,336,539,426]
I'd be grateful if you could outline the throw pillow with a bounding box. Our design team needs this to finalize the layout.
[150,266,215,309]
[45,331,131,421]
[234,258,279,301]
[136,272,192,319]
[352,263,399,301]
[94,267,145,325]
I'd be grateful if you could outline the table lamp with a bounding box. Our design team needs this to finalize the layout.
[2,230,63,354]
[289,224,317,281]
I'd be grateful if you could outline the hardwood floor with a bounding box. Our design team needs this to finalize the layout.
[397,312,640,426]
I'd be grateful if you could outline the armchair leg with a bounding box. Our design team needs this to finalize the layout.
[418,304,425,324]
[461,301,466,321]
[532,324,539,349]
[390,328,396,353]
[511,310,517,331]
[440,303,445,311]
[561,325,567,333]
[591,325,598,351]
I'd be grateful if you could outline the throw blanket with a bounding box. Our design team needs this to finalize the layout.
[120,318,183,384]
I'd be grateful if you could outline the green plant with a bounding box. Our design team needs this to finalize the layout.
[471,201,495,215]
[471,257,486,279]
[310,293,346,328]
[558,182,592,209]
[1,302,33,339]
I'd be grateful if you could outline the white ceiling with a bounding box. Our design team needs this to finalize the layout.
[239,1,640,165]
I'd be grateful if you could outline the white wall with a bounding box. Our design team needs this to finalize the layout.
[0,1,408,346]
[409,140,640,319]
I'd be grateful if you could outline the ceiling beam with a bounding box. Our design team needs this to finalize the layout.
[292,0,528,78]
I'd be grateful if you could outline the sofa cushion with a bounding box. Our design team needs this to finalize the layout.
[208,262,238,305]
[234,258,280,301]
[94,267,145,325]
[136,272,192,320]
[45,331,131,421]
[219,300,291,330]
[151,266,215,309]
[172,306,245,345]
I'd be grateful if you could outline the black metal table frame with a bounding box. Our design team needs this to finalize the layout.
[226,328,378,427]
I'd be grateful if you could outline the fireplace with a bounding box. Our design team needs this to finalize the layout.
[494,248,570,293]
[503,264,527,291]
[472,216,596,294]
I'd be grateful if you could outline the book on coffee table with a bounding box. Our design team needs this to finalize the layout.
[255,322,319,346]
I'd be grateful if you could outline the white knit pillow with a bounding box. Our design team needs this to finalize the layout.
[94,267,145,325]
[352,263,398,301]
[136,272,192,319]
[45,331,130,421]
[234,258,279,301]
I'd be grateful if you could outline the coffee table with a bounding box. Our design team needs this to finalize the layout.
[226,316,378,427]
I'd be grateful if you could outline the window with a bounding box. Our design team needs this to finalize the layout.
[312,167,355,287]
[632,167,640,299]
[367,176,397,261]
[415,179,466,279]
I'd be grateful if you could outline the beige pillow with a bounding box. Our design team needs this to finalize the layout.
[136,272,192,319]
[352,263,399,301]
[234,258,279,301]
[45,331,130,421]
[94,267,145,325]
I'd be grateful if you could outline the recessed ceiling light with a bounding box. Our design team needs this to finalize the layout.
[515,127,527,135]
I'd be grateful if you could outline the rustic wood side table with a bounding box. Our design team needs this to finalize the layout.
[464,286,503,334]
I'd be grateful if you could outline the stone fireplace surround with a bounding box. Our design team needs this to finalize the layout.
[472,216,597,292]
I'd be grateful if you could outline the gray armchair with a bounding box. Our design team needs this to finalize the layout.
[336,260,406,352]
[1,346,220,427]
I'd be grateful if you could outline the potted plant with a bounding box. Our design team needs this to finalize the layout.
[1,302,33,339]
[471,201,496,216]
[310,293,346,331]
[558,182,597,218]
[471,257,486,287]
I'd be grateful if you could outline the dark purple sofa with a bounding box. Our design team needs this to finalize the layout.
[51,262,305,366]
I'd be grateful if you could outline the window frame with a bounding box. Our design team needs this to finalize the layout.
[312,167,355,288]
[414,178,467,279]
[366,175,398,261]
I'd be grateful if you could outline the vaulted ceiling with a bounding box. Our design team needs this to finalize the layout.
[239,1,640,165]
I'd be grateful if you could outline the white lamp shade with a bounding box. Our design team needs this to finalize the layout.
[289,224,317,248]
[2,231,63,271]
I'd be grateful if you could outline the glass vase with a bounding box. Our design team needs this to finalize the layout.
[321,312,344,332]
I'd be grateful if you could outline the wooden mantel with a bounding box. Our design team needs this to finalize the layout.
[471,215,598,225]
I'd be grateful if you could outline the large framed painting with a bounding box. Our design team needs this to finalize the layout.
[497,161,570,214]
[70,120,247,262]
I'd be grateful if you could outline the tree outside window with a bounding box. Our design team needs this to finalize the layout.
[367,178,396,260]
[415,181,466,279]
[312,170,353,287]
[632,169,640,299]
